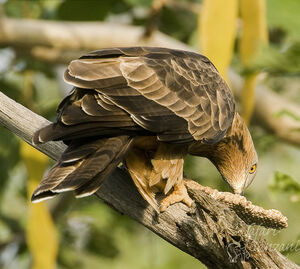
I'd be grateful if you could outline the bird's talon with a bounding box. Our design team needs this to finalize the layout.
[183,196,194,207]
[159,182,193,212]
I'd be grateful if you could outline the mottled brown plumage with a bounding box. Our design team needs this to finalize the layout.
[32,47,257,211]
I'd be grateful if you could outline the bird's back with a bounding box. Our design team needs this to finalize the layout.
[32,47,235,203]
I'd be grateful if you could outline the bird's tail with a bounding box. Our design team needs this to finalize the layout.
[31,135,134,203]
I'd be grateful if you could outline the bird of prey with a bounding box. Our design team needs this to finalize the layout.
[32,47,258,211]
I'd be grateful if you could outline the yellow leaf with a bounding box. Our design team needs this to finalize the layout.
[20,141,58,269]
[241,74,258,125]
[199,0,238,83]
[240,0,268,124]
[240,0,268,65]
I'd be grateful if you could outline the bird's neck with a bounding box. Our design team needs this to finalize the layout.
[187,141,216,158]
[187,112,244,158]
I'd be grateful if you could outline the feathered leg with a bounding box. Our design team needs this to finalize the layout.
[125,148,159,212]
[150,143,193,211]
[125,141,193,212]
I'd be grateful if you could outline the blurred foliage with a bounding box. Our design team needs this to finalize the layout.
[250,41,300,75]
[269,172,300,202]
[0,129,20,198]
[159,6,197,43]
[236,0,300,79]
[0,0,299,268]
[124,0,152,7]
[56,0,130,21]
[266,0,300,38]
[250,126,278,156]
[275,109,300,122]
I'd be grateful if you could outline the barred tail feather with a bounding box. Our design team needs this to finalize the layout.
[31,136,134,203]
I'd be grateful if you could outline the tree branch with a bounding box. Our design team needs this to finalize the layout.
[0,92,299,268]
[0,17,191,63]
[0,17,298,145]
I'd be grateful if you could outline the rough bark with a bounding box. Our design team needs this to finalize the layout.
[0,17,299,145]
[0,92,299,269]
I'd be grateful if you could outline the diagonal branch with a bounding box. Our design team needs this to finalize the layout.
[0,91,299,268]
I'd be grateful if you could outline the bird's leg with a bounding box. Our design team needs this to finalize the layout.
[125,147,159,211]
[150,143,193,212]
[160,179,193,212]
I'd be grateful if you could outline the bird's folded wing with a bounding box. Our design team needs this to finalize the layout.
[62,47,235,144]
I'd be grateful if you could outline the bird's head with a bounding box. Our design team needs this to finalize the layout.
[189,112,258,194]
[210,112,258,194]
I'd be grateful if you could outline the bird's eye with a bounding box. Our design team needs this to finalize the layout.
[249,164,257,174]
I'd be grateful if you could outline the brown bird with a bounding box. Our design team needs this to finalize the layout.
[32,47,258,211]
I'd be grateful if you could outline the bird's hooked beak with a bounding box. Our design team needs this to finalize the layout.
[233,188,244,196]
[224,173,248,196]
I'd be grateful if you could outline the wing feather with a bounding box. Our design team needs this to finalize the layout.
[32,136,134,202]
[62,47,235,144]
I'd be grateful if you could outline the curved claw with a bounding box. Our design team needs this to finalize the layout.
[160,181,194,212]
